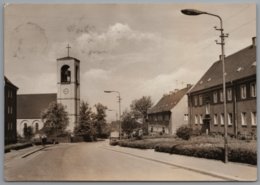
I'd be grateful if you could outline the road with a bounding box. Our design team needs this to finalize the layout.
[5,140,225,181]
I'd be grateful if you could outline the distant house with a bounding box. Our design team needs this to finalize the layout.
[17,93,57,137]
[188,37,256,138]
[147,85,192,135]
[4,77,18,145]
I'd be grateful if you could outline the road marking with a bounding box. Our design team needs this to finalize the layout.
[101,146,240,181]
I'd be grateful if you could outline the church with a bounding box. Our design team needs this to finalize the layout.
[17,46,80,137]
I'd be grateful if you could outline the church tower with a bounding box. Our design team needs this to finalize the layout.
[57,44,80,132]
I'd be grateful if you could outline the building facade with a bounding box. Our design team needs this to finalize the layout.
[188,37,256,138]
[147,85,192,135]
[4,77,18,145]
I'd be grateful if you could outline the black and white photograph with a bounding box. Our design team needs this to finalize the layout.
[3,3,257,181]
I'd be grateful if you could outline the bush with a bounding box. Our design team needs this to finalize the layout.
[228,142,257,165]
[176,125,192,140]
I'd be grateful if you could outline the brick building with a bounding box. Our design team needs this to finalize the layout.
[147,85,192,135]
[188,37,256,137]
[4,77,18,145]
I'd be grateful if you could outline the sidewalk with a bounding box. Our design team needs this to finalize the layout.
[102,144,257,181]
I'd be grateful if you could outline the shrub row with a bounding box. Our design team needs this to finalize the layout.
[5,142,33,153]
[118,140,155,149]
[154,142,257,165]
[110,135,257,165]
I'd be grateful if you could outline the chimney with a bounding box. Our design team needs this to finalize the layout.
[252,37,256,47]
[174,89,179,93]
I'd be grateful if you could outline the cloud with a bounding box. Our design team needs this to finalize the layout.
[83,68,110,80]
[136,68,204,102]
[75,23,161,57]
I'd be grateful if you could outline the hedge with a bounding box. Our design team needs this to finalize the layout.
[154,142,257,165]
[5,142,33,153]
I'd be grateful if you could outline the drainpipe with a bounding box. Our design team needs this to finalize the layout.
[233,82,238,138]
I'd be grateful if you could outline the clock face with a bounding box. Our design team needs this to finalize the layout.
[63,88,69,94]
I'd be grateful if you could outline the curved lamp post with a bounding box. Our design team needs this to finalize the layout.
[104,90,122,140]
[181,9,229,163]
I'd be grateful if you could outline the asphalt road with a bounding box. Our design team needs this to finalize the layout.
[5,140,224,181]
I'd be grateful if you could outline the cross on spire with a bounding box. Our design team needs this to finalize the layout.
[66,44,71,57]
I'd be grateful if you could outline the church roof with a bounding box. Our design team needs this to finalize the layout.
[4,76,18,89]
[189,44,256,94]
[57,56,80,62]
[148,86,191,114]
[17,93,57,119]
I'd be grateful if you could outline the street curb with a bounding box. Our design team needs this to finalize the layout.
[21,145,51,158]
[102,146,252,181]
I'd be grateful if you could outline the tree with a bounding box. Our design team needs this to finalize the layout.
[130,96,153,134]
[41,102,69,137]
[92,103,108,138]
[74,101,96,141]
[121,110,141,136]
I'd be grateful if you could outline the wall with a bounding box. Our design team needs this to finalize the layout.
[17,119,43,137]
[170,95,189,134]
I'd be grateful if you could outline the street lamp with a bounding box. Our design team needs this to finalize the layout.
[104,90,122,140]
[181,9,229,163]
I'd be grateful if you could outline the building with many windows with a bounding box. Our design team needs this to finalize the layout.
[4,77,18,145]
[188,37,256,138]
[147,85,192,135]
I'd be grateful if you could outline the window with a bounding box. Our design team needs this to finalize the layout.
[195,115,198,124]
[250,82,256,97]
[241,112,247,126]
[10,107,13,114]
[199,95,203,105]
[213,92,218,103]
[194,96,198,106]
[251,112,256,126]
[228,113,232,126]
[199,114,203,124]
[206,103,210,115]
[184,114,188,121]
[214,114,218,125]
[220,91,224,102]
[240,85,247,99]
[220,113,224,125]
[227,88,232,101]
[35,123,39,132]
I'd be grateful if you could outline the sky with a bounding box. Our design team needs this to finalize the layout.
[4,3,256,121]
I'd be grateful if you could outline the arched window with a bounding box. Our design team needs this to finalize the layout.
[23,123,28,137]
[61,65,71,83]
[35,122,39,132]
